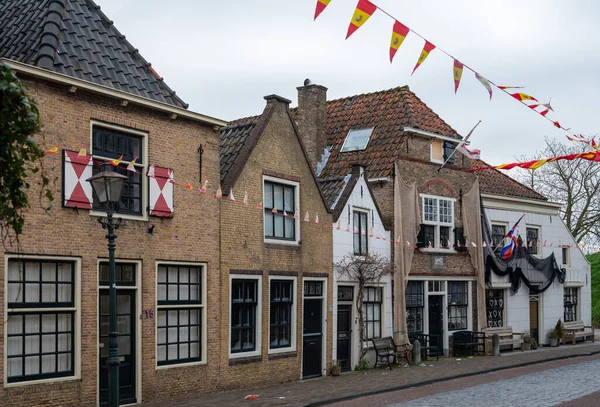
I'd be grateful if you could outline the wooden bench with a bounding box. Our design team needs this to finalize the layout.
[452,331,486,357]
[408,332,441,361]
[371,337,412,369]
[563,320,595,345]
[483,326,524,352]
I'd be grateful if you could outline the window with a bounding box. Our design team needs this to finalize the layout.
[91,125,146,216]
[448,282,468,331]
[363,287,382,340]
[6,259,76,383]
[491,224,506,248]
[341,128,373,152]
[353,210,368,255]
[443,141,455,164]
[428,280,445,292]
[486,289,504,328]
[430,140,456,164]
[406,282,424,333]
[304,280,323,297]
[526,227,539,255]
[562,247,570,266]
[270,280,294,350]
[564,287,578,322]
[264,180,297,242]
[422,196,454,248]
[338,286,354,301]
[157,264,204,366]
[231,279,259,354]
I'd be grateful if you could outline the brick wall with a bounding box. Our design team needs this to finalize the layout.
[0,77,221,406]
[219,98,333,389]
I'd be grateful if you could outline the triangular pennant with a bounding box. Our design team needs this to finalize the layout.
[147,163,156,178]
[257,201,263,209]
[126,156,138,172]
[511,92,538,102]
[230,188,235,201]
[199,180,208,193]
[412,40,435,75]
[346,0,377,39]
[315,213,319,224]
[353,226,359,234]
[293,209,299,219]
[453,59,463,93]
[78,144,87,156]
[243,191,249,205]
[389,20,409,63]
[185,183,193,190]
[45,146,59,155]
[110,154,123,166]
[475,73,493,100]
[304,211,310,222]
[336,220,341,230]
[272,206,278,214]
[314,0,331,20]
[215,185,222,199]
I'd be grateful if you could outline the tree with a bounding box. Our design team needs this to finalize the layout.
[513,136,600,247]
[335,252,391,367]
[0,61,52,245]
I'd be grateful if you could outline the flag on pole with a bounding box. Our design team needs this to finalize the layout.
[412,41,435,75]
[453,59,463,93]
[389,20,409,63]
[441,120,482,167]
[511,92,538,102]
[314,0,331,20]
[475,73,493,100]
[456,144,481,159]
[500,214,525,259]
[346,0,377,39]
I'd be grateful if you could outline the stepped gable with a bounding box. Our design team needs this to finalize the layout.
[0,0,187,107]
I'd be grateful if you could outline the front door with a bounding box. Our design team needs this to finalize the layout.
[99,290,136,406]
[529,295,539,344]
[428,295,443,352]
[302,298,323,379]
[336,304,352,372]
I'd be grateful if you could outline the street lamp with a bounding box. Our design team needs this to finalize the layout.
[87,164,127,407]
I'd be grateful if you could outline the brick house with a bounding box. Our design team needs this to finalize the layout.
[218,94,333,383]
[296,84,486,355]
[0,1,227,405]
[474,161,592,346]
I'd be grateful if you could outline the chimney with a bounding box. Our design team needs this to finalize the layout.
[297,79,328,172]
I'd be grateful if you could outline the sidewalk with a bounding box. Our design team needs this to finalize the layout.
[140,342,600,407]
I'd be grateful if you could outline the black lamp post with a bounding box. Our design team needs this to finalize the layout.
[87,164,127,407]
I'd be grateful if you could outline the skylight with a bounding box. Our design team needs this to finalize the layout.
[341,128,374,152]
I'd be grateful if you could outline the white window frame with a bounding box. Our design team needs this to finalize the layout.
[352,207,370,256]
[561,245,571,268]
[525,225,541,256]
[4,255,81,387]
[263,175,300,246]
[341,128,374,153]
[155,262,207,369]
[89,120,149,221]
[363,285,384,341]
[229,274,262,359]
[490,222,509,249]
[421,194,456,250]
[268,276,297,354]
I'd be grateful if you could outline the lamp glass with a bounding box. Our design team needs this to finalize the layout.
[86,164,128,207]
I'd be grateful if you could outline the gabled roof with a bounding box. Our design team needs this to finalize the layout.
[0,0,187,108]
[470,158,547,201]
[319,86,462,179]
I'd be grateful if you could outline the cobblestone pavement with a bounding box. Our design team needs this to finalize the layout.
[387,358,600,407]
[140,342,600,407]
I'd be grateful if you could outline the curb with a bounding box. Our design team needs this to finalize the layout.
[299,350,600,407]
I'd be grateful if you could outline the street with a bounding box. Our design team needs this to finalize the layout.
[326,355,600,407]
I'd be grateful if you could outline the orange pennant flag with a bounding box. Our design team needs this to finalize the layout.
[314,0,331,20]
[453,59,463,93]
[510,92,538,102]
[45,146,59,155]
[110,155,123,166]
[185,183,194,190]
[412,41,435,75]
[389,20,409,63]
[346,0,377,39]
[78,144,87,156]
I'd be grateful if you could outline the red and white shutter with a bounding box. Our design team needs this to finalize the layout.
[63,150,93,209]
[148,166,174,217]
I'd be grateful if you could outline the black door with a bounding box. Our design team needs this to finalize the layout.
[428,295,443,353]
[336,305,352,372]
[302,298,322,379]
[99,290,136,406]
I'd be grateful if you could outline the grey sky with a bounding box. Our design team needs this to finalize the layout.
[97,0,600,165]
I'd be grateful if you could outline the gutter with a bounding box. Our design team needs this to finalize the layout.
[2,58,227,127]
[403,126,461,144]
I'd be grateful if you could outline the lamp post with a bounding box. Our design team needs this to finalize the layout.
[87,164,127,407]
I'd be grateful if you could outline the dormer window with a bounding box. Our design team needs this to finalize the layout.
[341,128,373,152]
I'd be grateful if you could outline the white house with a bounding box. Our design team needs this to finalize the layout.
[319,166,391,371]
[476,166,592,346]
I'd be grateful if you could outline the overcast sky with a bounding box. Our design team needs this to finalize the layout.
[97,0,600,166]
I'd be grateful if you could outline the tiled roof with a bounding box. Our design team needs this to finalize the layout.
[0,0,187,108]
[319,86,461,179]
[220,119,258,185]
[470,158,547,201]
[318,177,348,210]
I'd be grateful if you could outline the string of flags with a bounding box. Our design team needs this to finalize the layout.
[314,0,572,133]
[469,149,600,172]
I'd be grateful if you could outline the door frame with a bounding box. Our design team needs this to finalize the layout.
[96,259,142,407]
[529,292,543,344]
[334,282,357,372]
[336,303,353,372]
[301,277,328,380]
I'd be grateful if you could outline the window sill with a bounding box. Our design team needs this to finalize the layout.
[229,355,262,366]
[155,360,206,370]
[264,242,301,250]
[4,374,81,388]
[90,210,148,222]
[268,351,297,361]
[419,248,457,254]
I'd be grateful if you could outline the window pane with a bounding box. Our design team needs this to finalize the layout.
[284,217,294,239]
[265,211,274,237]
[284,186,294,212]
[424,198,437,222]
[274,214,284,237]
[341,128,373,152]
[264,183,273,209]
[273,184,284,210]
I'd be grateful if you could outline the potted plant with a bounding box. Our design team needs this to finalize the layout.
[555,319,564,345]
[523,331,532,351]
[330,361,341,376]
[548,329,559,347]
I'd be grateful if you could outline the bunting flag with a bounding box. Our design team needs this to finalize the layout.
[475,73,493,100]
[272,206,278,214]
[314,0,331,20]
[453,59,463,93]
[243,191,249,205]
[45,146,59,155]
[229,188,236,201]
[283,205,288,217]
[469,150,600,172]
[257,201,263,209]
[315,213,320,224]
[304,211,310,222]
[215,185,222,198]
[511,92,538,102]
[168,169,176,184]
[346,0,377,39]
[185,183,193,190]
[346,223,351,232]
[498,85,526,90]
[199,180,208,193]
[126,157,138,172]
[147,163,155,178]
[110,155,123,166]
[336,220,341,230]
[294,209,299,219]
[353,225,359,234]
[78,144,87,156]
[389,20,409,63]
[412,40,435,75]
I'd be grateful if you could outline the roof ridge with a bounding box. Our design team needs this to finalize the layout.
[36,0,65,69]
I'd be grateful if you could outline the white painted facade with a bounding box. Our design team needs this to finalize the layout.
[331,168,391,370]
[482,193,591,346]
